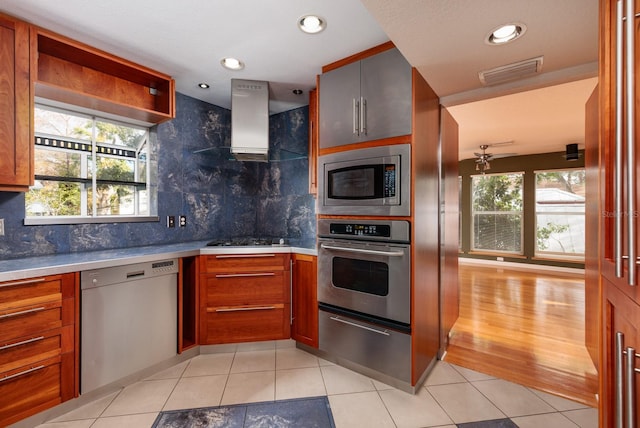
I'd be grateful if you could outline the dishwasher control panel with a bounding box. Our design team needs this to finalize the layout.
[81,258,179,289]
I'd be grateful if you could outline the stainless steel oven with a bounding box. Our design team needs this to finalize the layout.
[317,218,411,326]
[317,218,412,386]
[317,144,411,216]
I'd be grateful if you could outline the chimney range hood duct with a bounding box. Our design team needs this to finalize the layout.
[231,79,269,162]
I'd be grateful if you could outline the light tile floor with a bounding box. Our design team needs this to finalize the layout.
[34,340,598,428]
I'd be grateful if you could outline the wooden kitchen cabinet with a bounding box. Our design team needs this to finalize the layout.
[31,26,175,124]
[597,0,640,425]
[319,42,412,149]
[0,13,33,191]
[199,253,291,344]
[0,273,77,426]
[291,254,318,348]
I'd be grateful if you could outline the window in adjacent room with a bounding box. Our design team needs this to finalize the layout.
[471,172,524,254]
[25,105,156,224]
[534,169,585,260]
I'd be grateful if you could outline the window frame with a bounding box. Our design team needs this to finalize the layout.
[533,168,586,261]
[470,171,524,255]
[25,103,159,225]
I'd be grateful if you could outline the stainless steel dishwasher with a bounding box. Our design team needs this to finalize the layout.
[80,259,179,394]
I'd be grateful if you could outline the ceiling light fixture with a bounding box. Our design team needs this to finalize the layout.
[197,83,210,89]
[292,89,303,95]
[221,57,244,71]
[486,23,526,45]
[298,14,326,34]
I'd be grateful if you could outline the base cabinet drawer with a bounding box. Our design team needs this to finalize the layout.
[0,356,64,426]
[0,304,63,343]
[202,304,291,344]
[202,271,288,306]
[0,330,62,374]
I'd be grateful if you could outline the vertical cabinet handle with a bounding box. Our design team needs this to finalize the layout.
[617,332,625,428]
[353,98,360,136]
[614,0,638,286]
[625,0,637,286]
[615,332,639,428]
[360,97,367,135]
[625,346,636,428]
[615,0,624,279]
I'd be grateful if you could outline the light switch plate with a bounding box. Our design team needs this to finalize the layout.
[0,218,4,236]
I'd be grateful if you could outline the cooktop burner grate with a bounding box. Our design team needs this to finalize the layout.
[206,238,281,247]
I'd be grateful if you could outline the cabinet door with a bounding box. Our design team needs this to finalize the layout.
[360,48,412,142]
[601,280,640,427]
[0,14,32,191]
[319,60,360,148]
[291,254,318,348]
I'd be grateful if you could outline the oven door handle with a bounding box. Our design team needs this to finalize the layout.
[320,243,405,257]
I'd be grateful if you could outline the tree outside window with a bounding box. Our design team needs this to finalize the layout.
[471,173,523,254]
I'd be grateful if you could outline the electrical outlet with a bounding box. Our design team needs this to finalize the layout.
[179,215,186,227]
[167,215,175,228]
[0,219,4,236]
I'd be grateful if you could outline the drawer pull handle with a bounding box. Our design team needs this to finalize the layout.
[0,307,46,319]
[0,336,45,351]
[215,254,277,259]
[0,365,46,383]
[215,273,276,279]
[329,316,391,336]
[0,277,47,289]
[215,306,276,313]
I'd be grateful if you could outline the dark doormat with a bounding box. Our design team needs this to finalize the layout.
[152,396,336,428]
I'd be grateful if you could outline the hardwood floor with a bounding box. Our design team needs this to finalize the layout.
[444,263,599,408]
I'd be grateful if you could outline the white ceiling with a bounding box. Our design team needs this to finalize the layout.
[0,0,599,160]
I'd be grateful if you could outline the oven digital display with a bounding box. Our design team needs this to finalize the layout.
[329,223,391,237]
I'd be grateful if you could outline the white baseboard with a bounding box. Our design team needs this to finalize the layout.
[459,257,584,276]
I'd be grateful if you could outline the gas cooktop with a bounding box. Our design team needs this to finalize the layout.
[205,238,286,247]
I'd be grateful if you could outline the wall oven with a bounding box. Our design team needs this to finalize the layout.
[317,218,412,385]
[317,144,411,216]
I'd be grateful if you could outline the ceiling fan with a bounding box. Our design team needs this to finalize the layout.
[474,142,516,173]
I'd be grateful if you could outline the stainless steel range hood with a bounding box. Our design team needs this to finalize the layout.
[231,79,269,162]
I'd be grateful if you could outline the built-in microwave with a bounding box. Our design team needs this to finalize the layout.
[317,143,411,216]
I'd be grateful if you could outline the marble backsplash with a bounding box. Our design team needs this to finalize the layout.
[0,92,316,260]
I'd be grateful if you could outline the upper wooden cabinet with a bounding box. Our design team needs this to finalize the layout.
[31,27,175,124]
[319,43,412,149]
[0,13,33,191]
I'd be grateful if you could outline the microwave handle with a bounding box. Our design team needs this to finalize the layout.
[320,243,405,257]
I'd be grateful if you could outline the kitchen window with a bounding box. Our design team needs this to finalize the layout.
[534,169,585,260]
[471,172,523,254]
[25,105,157,224]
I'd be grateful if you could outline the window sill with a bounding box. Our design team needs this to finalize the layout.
[24,216,159,226]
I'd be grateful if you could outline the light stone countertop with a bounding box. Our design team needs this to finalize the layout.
[0,241,317,282]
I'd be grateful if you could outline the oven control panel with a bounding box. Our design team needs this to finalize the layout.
[329,223,391,237]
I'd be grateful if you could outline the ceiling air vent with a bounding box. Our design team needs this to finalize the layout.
[478,56,543,86]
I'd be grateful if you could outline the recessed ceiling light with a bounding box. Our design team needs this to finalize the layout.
[197,83,210,89]
[298,14,326,34]
[292,89,303,95]
[486,23,526,45]
[221,57,244,71]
